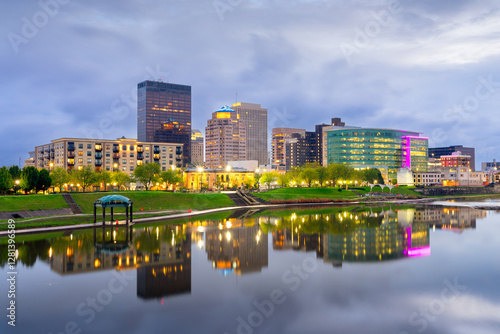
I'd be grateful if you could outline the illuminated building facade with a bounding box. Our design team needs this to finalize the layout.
[32,137,183,175]
[231,102,268,165]
[271,128,305,165]
[440,151,471,169]
[137,80,191,166]
[205,106,247,169]
[324,127,429,180]
[183,167,254,191]
[429,145,475,171]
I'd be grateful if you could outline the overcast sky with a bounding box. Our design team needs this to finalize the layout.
[2,0,500,169]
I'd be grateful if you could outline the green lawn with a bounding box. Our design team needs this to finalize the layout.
[0,194,69,212]
[253,188,359,201]
[71,191,235,214]
[351,186,422,197]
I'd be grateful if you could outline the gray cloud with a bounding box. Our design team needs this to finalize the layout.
[1,0,500,168]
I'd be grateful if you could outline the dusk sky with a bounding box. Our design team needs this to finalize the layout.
[2,0,500,169]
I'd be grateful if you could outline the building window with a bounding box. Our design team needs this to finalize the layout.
[122,166,126,171]
[130,153,134,157]
[87,158,92,163]
[87,144,92,149]
[162,160,166,165]
[79,144,83,149]
[129,159,134,165]
[162,154,166,158]
[122,160,127,165]
[162,147,167,152]
[106,152,110,157]
[169,160,173,165]
[78,159,83,163]
[122,145,127,150]
[106,159,110,164]
[162,167,166,171]
[87,151,91,156]
[78,151,83,156]
[106,166,110,171]
[130,166,134,171]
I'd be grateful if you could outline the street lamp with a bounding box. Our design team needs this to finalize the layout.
[15,180,20,195]
[226,165,231,172]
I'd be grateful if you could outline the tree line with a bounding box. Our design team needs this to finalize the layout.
[0,163,183,194]
[257,163,385,189]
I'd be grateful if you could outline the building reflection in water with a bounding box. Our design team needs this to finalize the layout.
[46,224,192,300]
[40,205,484,299]
[268,206,481,268]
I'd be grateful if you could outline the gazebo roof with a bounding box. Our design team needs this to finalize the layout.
[95,195,132,207]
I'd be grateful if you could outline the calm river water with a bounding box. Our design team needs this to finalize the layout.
[1,203,500,334]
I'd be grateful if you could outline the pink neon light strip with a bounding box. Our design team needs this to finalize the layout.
[407,246,431,257]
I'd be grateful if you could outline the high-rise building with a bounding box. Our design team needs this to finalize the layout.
[137,80,191,166]
[32,137,183,176]
[231,103,268,165]
[191,129,204,166]
[283,132,317,169]
[271,128,305,165]
[428,145,475,171]
[323,122,428,181]
[205,106,246,169]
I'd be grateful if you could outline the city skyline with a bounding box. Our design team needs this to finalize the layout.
[2,1,500,170]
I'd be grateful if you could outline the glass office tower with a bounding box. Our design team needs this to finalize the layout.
[326,128,428,180]
[137,80,191,166]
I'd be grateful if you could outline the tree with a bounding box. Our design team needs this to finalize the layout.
[277,173,290,188]
[300,168,318,187]
[133,163,160,190]
[20,166,39,193]
[50,167,69,192]
[112,171,132,190]
[0,167,13,194]
[36,169,52,193]
[97,171,113,191]
[360,168,384,184]
[260,171,278,189]
[8,165,21,181]
[327,164,353,186]
[70,166,97,191]
[160,169,182,190]
[316,166,328,187]
[287,167,302,186]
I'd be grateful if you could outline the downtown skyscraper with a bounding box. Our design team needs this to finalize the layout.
[230,102,268,165]
[137,80,191,166]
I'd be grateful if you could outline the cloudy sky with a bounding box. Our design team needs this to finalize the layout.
[2,0,500,169]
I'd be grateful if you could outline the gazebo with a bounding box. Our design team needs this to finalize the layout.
[93,195,133,225]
